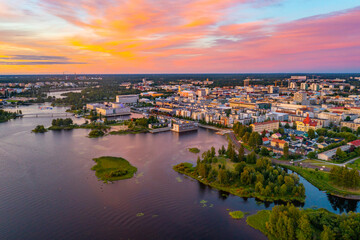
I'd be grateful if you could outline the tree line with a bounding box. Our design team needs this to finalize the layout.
[330,166,360,189]
[265,204,360,240]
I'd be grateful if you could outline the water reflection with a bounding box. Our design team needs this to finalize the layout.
[327,194,358,213]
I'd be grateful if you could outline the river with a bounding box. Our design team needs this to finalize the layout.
[0,104,359,239]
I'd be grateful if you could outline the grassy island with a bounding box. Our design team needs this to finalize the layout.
[246,204,360,240]
[88,129,105,138]
[188,147,200,154]
[173,144,305,203]
[281,164,360,198]
[91,156,137,182]
[32,125,47,133]
[229,211,245,219]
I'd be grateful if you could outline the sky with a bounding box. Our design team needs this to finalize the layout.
[0,0,359,74]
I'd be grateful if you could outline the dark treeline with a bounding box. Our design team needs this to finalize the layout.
[1,73,358,83]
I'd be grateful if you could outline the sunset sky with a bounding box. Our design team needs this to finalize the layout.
[0,0,359,74]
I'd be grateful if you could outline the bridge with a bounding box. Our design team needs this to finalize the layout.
[19,113,75,118]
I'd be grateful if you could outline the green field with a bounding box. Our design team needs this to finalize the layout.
[246,210,272,238]
[91,156,137,183]
[347,159,360,171]
[281,164,360,197]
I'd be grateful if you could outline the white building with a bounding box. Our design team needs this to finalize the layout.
[116,94,139,104]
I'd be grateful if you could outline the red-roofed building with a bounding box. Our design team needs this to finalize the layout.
[348,140,360,148]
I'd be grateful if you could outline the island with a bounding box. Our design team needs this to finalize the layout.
[174,144,305,202]
[91,156,137,183]
[246,204,360,240]
[32,125,47,133]
[188,147,200,154]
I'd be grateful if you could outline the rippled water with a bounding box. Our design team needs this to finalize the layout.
[0,104,359,239]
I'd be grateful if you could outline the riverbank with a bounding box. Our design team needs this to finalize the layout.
[91,156,137,183]
[281,164,360,200]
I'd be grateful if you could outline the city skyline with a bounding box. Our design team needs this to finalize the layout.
[0,0,360,74]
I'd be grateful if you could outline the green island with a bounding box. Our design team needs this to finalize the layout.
[173,144,305,202]
[32,125,47,133]
[229,210,245,219]
[88,129,105,138]
[246,204,360,240]
[0,109,19,123]
[91,156,137,183]
[281,164,360,198]
[188,147,200,154]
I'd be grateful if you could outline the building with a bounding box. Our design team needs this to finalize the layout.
[294,91,308,104]
[116,94,139,104]
[244,79,250,87]
[171,122,198,132]
[318,112,342,124]
[250,120,279,133]
[289,82,297,89]
[291,76,307,80]
[300,83,308,90]
[271,139,287,149]
[340,121,360,131]
[296,114,320,132]
[269,86,279,94]
[318,145,351,161]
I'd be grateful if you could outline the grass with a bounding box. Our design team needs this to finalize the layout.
[188,147,200,154]
[347,158,360,171]
[91,156,137,183]
[229,211,245,219]
[281,164,360,197]
[246,210,272,238]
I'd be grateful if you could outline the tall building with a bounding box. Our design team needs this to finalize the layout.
[310,83,320,91]
[269,86,279,94]
[244,79,250,87]
[289,82,297,89]
[300,82,308,90]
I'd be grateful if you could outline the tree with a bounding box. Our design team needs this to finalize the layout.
[238,145,245,162]
[283,143,289,159]
[296,214,313,240]
[308,129,316,139]
[260,147,269,156]
[317,136,325,143]
[307,151,317,159]
[320,225,335,240]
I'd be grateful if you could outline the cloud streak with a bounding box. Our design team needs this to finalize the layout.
[0,0,359,73]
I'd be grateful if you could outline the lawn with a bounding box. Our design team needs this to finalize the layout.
[347,158,360,171]
[91,156,137,183]
[246,210,273,239]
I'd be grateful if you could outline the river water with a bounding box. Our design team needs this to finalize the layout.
[0,104,359,240]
